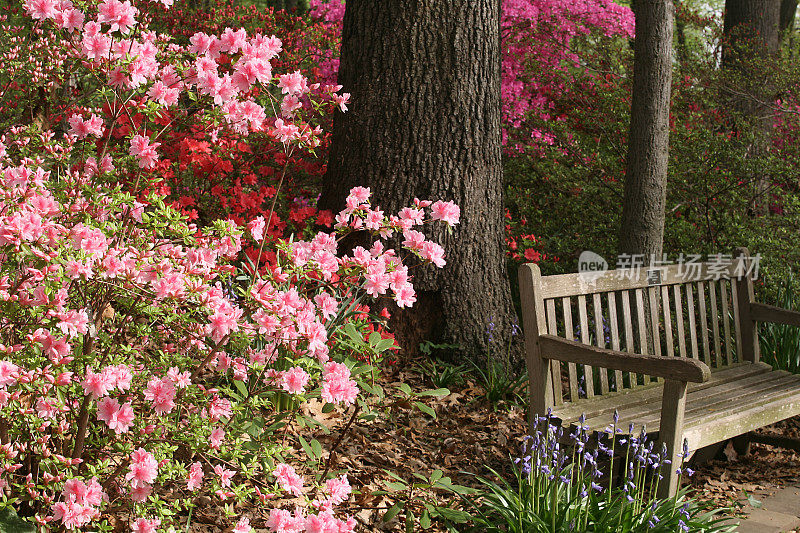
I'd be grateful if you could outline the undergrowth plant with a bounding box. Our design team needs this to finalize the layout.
[760,272,800,374]
[444,412,735,532]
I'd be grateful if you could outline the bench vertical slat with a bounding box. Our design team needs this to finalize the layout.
[661,285,675,358]
[546,298,563,405]
[621,290,641,388]
[562,297,580,401]
[720,280,734,366]
[577,295,595,398]
[593,293,610,394]
[607,291,624,391]
[730,277,743,364]
[636,289,651,384]
[697,282,712,365]
[673,284,688,358]
[519,264,554,423]
[734,248,760,363]
[686,283,699,359]
[709,281,722,365]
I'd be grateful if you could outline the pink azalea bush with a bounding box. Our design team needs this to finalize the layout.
[0,0,459,529]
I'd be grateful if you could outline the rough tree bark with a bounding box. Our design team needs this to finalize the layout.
[318,0,516,366]
[618,0,674,262]
[723,0,779,215]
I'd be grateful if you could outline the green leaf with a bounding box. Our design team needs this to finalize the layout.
[343,322,364,344]
[429,506,472,523]
[299,436,315,460]
[405,510,415,533]
[420,509,431,529]
[397,383,413,396]
[418,388,450,397]
[368,331,382,346]
[384,480,408,492]
[383,469,407,482]
[310,439,323,459]
[383,502,405,522]
[414,401,436,418]
[430,469,443,484]
[234,379,249,397]
[0,507,35,533]
[375,337,397,351]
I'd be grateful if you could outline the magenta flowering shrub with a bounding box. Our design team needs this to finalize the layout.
[0,0,460,529]
[307,0,634,151]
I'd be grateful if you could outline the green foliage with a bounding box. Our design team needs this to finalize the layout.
[417,342,469,390]
[0,508,35,533]
[505,5,800,299]
[760,272,800,373]
[377,469,475,532]
[439,416,735,533]
[470,359,528,411]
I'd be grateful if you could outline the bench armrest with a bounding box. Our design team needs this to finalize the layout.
[538,335,710,383]
[750,302,800,327]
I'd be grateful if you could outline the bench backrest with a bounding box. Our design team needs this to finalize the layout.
[520,250,759,413]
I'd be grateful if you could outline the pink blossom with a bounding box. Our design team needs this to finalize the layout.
[96,397,134,433]
[143,377,176,414]
[187,461,204,491]
[126,447,158,487]
[321,374,358,406]
[25,0,57,20]
[233,517,252,533]
[247,216,265,242]
[131,518,160,533]
[325,474,352,505]
[0,361,18,387]
[421,241,446,267]
[56,309,89,338]
[394,284,417,308]
[213,464,236,487]
[430,200,460,226]
[166,366,191,388]
[277,71,308,96]
[97,0,137,33]
[68,114,105,139]
[273,463,304,496]
[82,368,114,398]
[129,135,160,169]
[209,427,225,449]
[282,366,309,395]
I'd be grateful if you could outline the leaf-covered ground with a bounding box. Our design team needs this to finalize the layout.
[167,355,800,531]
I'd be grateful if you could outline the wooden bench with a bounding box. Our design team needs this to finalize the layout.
[519,248,800,498]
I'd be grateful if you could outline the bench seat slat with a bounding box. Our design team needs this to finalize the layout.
[552,362,772,423]
[579,368,792,431]
[552,365,800,451]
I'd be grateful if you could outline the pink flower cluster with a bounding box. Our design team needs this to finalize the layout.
[51,478,106,530]
[320,362,358,406]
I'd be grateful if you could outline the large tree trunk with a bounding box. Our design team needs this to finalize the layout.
[318,0,515,366]
[723,0,779,215]
[618,0,674,262]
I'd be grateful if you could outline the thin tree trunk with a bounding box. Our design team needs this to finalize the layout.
[318,0,516,366]
[619,0,674,262]
[781,0,797,35]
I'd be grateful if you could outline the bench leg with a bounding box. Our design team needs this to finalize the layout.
[657,380,687,499]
